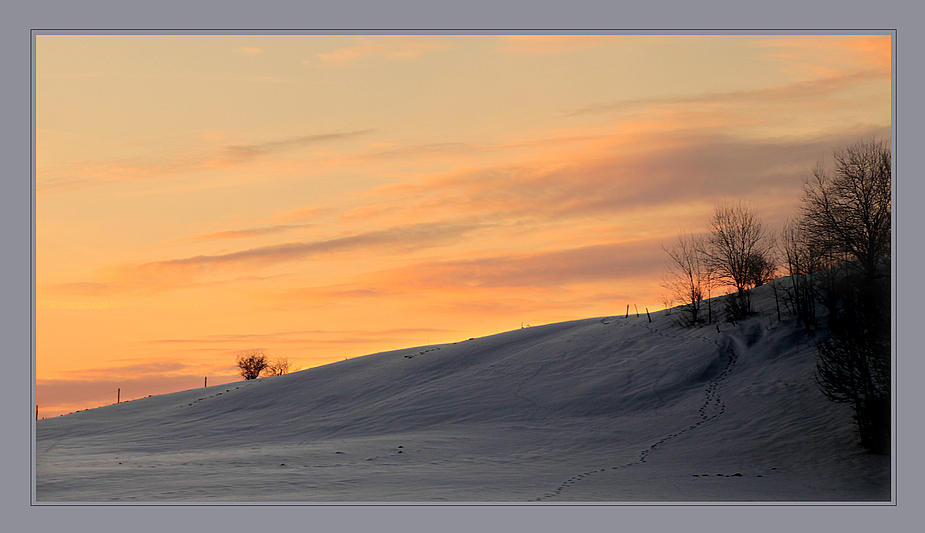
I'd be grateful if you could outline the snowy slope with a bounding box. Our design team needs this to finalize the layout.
[34,280,891,502]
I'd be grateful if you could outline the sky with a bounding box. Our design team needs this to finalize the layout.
[34,33,891,418]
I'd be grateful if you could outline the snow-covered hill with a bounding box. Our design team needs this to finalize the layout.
[35,280,891,502]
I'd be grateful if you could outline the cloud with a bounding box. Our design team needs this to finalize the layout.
[365,129,888,233]
[84,361,192,379]
[43,281,118,297]
[499,35,658,54]
[216,130,375,165]
[350,142,472,162]
[266,240,670,322]
[233,47,263,57]
[36,372,237,417]
[252,76,299,84]
[142,326,454,347]
[37,299,122,310]
[175,223,314,243]
[36,360,200,411]
[153,221,482,267]
[37,129,375,192]
[359,240,663,291]
[262,241,663,307]
[567,67,890,118]
[272,207,333,224]
[841,35,892,71]
[758,35,891,80]
[90,221,487,293]
[314,37,451,65]
[55,125,886,301]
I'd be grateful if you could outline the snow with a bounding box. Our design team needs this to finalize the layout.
[34,280,891,502]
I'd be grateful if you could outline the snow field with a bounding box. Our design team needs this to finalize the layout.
[35,281,891,502]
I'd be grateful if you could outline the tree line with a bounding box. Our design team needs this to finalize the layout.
[662,139,891,455]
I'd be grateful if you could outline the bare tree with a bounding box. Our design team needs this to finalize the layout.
[800,139,891,283]
[814,281,890,454]
[265,355,299,376]
[799,139,891,454]
[662,233,713,327]
[702,202,775,295]
[660,294,674,316]
[778,218,820,331]
[236,351,269,380]
[746,247,777,289]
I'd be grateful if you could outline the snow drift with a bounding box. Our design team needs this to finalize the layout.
[35,280,891,502]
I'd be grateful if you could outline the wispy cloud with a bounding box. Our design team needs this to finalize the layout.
[44,281,118,297]
[567,67,890,117]
[37,298,122,310]
[215,130,375,165]
[36,372,235,417]
[147,220,482,268]
[359,129,886,232]
[271,240,663,311]
[499,34,657,54]
[314,36,452,65]
[142,326,453,347]
[174,223,314,243]
[233,47,263,57]
[266,241,667,323]
[74,221,488,294]
[758,35,891,80]
[359,240,663,291]
[37,129,375,192]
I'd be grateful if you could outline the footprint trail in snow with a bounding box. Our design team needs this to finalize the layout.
[533,318,739,501]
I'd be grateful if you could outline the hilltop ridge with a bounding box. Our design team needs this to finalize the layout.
[36,279,891,502]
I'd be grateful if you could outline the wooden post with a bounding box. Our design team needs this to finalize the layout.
[635,304,639,317]
[646,308,651,322]
[117,388,120,404]
[204,377,208,388]
[36,405,38,421]
[774,282,781,323]
[625,304,629,318]
[708,289,712,324]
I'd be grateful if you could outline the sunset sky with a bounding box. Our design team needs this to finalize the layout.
[35,33,891,418]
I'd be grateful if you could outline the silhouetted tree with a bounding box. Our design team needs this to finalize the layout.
[662,233,713,327]
[778,219,820,331]
[236,351,269,380]
[702,202,775,321]
[800,139,891,284]
[703,202,775,295]
[746,249,777,288]
[800,139,891,454]
[814,274,890,454]
[265,355,299,376]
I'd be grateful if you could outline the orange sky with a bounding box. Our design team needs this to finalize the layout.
[35,33,891,418]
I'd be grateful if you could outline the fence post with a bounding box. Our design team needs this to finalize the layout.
[625,304,629,318]
[204,377,208,388]
[117,388,120,404]
[635,304,639,317]
[646,308,651,322]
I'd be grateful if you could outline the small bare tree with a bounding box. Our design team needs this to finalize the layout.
[265,355,299,376]
[236,351,269,380]
[660,294,674,316]
[662,233,713,327]
[778,218,825,331]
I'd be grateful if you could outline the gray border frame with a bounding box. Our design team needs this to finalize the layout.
[7,1,921,532]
